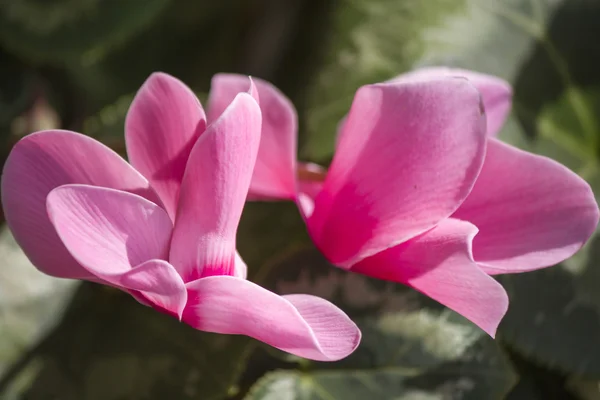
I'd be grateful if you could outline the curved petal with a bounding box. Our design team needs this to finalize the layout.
[1,130,158,280]
[309,78,487,267]
[208,74,298,200]
[392,67,512,137]
[183,276,361,361]
[47,184,172,274]
[126,72,206,220]
[453,139,599,274]
[47,185,186,315]
[170,93,262,281]
[351,218,508,337]
[121,260,187,319]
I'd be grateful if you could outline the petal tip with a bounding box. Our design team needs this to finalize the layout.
[146,71,179,84]
[481,281,509,338]
[283,294,362,361]
[248,76,259,100]
[211,73,251,90]
[326,319,362,361]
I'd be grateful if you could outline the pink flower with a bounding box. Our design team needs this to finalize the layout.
[209,68,599,336]
[1,73,360,361]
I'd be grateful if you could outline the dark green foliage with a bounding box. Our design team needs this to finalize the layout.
[245,247,516,400]
[0,0,169,64]
[0,284,254,400]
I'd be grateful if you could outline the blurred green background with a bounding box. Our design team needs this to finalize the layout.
[1,0,600,399]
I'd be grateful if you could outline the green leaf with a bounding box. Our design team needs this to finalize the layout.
[0,227,76,378]
[247,246,516,400]
[497,233,600,377]
[302,0,470,160]
[0,0,169,65]
[2,283,254,400]
[304,0,600,376]
[303,0,600,160]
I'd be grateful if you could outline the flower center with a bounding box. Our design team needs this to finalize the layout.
[296,163,327,183]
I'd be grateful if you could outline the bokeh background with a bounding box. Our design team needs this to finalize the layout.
[1,0,600,399]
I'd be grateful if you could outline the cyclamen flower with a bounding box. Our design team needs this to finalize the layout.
[209,68,599,336]
[1,73,360,361]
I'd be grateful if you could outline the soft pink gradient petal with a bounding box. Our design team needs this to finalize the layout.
[351,218,508,336]
[183,276,360,361]
[208,74,298,200]
[120,260,187,318]
[453,139,599,274]
[170,93,262,281]
[309,78,487,267]
[1,130,158,280]
[126,72,206,220]
[47,184,172,272]
[392,67,512,137]
[46,184,185,315]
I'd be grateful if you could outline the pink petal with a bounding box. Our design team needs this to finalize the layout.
[351,218,508,336]
[47,184,172,273]
[309,78,487,267]
[1,130,158,280]
[183,276,360,361]
[47,184,186,315]
[120,259,187,319]
[126,72,207,220]
[453,139,599,274]
[170,92,262,281]
[208,74,298,200]
[392,67,512,137]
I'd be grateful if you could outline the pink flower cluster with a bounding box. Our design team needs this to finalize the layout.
[2,68,597,361]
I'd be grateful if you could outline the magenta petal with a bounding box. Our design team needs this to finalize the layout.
[392,67,512,137]
[208,74,298,200]
[351,218,508,337]
[1,130,158,280]
[46,184,186,315]
[183,276,361,361]
[120,259,187,318]
[46,184,172,277]
[126,72,206,220]
[170,92,262,281]
[309,78,487,267]
[453,139,599,274]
